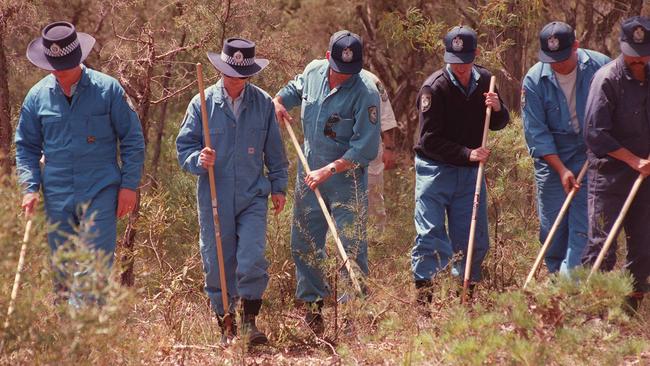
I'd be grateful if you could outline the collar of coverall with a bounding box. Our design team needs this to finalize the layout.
[213,78,250,105]
[46,64,90,90]
[539,48,592,79]
[319,63,360,90]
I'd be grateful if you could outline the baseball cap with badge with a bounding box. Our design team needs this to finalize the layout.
[444,26,477,64]
[26,21,95,71]
[328,30,363,74]
[620,16,650,57]
[538,21,575,63]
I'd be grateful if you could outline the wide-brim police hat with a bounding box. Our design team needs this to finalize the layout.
[207,38,269,78]
[26,21,95,71]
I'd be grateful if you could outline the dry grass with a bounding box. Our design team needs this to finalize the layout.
[0,118,648,365]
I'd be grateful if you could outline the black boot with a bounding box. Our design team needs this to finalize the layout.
[415,280,434,306]
[623,292,644,316]
[242,299,268,345]
[304,301,324,335]
[217,313,237,344]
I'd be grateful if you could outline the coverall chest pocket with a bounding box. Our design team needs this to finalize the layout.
[41,116,70,144]
[209,127,227,164]
[543,100,563,132]
[88,114,115,143]
[331,115,354,142]
[301,96,317,123]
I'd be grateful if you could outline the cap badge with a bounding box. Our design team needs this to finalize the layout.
[233,51,244,63]
[49,43,62,57]
[547,35,560,51]
[452,36,464,52]
[341,47,353,62]
[633,26,645,44]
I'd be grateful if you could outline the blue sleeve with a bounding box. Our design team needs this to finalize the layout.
[276,72,305,111]
[176,98,208,175]
[584,72,620,157]
[263,101,289,194]
[342,90,381,167]
[15,94,42,194]
[522,77,557,158]
[111,83,145,191]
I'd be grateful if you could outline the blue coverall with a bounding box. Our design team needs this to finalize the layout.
[176,80,288,315]
[15,66,144,274]
[522,49,611,273]
[277,59,380,302]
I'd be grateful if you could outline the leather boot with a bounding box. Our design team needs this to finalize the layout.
[217,313,237,344]
[242,299,268,345]
[304,300,325,335]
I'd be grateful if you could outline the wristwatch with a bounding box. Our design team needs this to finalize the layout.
[329,164,337,174]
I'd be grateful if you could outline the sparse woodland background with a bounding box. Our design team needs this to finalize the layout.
[0,1,649,364]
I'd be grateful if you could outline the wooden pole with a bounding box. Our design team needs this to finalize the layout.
[3,220,32,330]
[523,160,589,288]
[588,163,649,281]
[196,63,231,335]
[462,75,496,304]
[282,118,363,294]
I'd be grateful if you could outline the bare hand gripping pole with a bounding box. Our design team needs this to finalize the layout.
[282,117,363,294]
[524,161,589,289]
[196,63,232,335]
[462,75,496,304]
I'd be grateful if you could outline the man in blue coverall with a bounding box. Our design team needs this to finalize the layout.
[412,26,509,306]
[273,30,380,334]
[176,38,288,344]
[522,22,610,274]
[583,16,650,314]
[15,21,145,303]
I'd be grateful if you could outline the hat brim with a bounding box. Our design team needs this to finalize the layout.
[620,41,650,57]
[538,47,572,63]
[444,51,475,64]
[207,52,269,78]
[26,33,95,71]
[328,57,362,74]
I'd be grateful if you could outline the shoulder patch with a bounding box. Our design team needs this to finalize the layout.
[368,106,378,124]
[376,81,388,102]
[420,93,432,113]
[520,88,526,109]
[124,93,136,112]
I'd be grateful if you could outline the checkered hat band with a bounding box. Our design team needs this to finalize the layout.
[220,52,256,66]
[44,38,80,57]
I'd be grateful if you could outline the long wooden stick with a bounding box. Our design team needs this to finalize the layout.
[588,161,649,281]
[282,118,363,294]
[196,63,231,334]
[3,220,32,331]
[462,75,496,304]
[523,160,589,288]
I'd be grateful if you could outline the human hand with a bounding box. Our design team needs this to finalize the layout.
[117,188,137,218]
[273,97,292,126]
[484,91,501,112]
[559,169,579,194]
[199,147,215,169]
[271,193,286,215]
[469,147,491,163]
[304,167,333,190]
[21,192,39,218]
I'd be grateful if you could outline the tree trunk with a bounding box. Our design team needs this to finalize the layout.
[0,15,13,179]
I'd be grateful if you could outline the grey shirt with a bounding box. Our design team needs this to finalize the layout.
[584,55,650,195]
